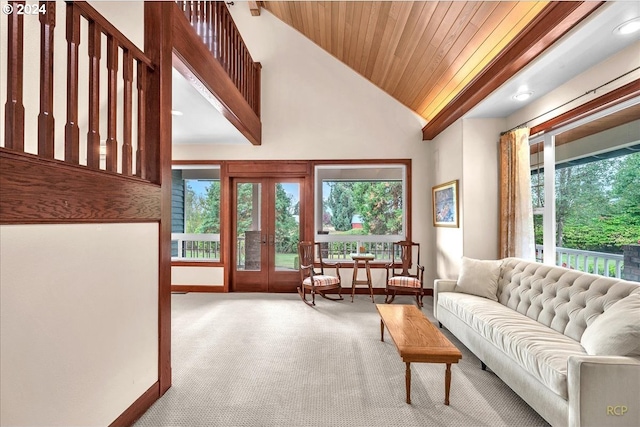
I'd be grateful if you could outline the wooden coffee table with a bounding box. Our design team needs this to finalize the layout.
[376,304,462,405]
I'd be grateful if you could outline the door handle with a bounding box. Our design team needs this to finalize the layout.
[261,234,267,245]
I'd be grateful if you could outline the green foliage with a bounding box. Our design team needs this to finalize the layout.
[325,180,403,235]
[274,183,299,253]
[352,181,403,235]
[326,182,356,231]
[185,181,220,234]
[547,152,640,254]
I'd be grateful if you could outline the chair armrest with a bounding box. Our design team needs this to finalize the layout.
[417,265,426,287]
[320,260,341,279]
[433,279,458,321]
[568,355,640,427]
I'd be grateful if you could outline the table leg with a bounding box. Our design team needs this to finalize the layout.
[406,362,411,404]
[365,260,374,302]
[351,261,358,303]
[380,319,384,342]
[444,363,452,405]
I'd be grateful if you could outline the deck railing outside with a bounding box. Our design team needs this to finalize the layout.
[172,233,221,260]
[535,245,624,278]
[176,1,261,116]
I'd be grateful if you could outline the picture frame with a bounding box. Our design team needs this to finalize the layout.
[432,180,459,228]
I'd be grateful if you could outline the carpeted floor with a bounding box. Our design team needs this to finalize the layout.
[134,292,550,427]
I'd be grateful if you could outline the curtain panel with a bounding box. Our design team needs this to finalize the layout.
[499,128,535,259]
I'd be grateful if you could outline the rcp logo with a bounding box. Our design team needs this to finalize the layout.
[607,406,628,416]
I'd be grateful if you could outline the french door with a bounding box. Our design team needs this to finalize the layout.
[231,177,303,292]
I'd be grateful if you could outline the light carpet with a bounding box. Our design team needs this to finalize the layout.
[134,292,550,427]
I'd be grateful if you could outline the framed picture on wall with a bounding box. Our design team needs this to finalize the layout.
[432,180,459,228]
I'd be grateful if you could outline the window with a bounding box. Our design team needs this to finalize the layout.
[171,165,221,261]
[529,100,639,278]
[315,163,408,261]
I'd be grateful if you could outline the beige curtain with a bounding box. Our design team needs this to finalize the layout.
[499,128,535,259]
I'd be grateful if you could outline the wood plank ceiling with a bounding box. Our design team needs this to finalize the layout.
[261,1,549,123]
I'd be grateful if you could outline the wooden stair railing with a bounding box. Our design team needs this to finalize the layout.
[3,0,155,181]
[176,1,261,117]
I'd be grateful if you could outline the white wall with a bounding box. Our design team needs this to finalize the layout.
[172,266,224,286]
[429,120,463,280]
[174,5,434,287]
[0,223,158,426]
[462,118,505,260]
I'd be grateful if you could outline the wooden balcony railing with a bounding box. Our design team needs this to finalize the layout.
[3,1,155,181]
[176,1,261,116]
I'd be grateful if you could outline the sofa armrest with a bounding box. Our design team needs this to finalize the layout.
[433,279,458,321]
[568,355,640,427]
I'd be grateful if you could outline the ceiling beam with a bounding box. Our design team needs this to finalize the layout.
[248,1,260,17]
[422,1,604,141]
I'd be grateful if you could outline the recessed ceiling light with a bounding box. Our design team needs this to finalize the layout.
[171,110,183,116]
[615,18,640,35]
[513,92,533,101]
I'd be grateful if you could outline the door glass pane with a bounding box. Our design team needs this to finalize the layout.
[236,182,262,271]
[274,182,300,271]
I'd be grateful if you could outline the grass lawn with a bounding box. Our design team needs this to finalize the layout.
[275,252,298,270]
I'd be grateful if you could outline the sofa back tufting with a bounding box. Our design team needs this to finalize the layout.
[497,258,640,341]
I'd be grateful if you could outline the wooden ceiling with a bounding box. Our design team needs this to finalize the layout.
[259,1,549,122]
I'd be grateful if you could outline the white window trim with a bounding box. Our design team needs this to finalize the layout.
[528,96,640,266]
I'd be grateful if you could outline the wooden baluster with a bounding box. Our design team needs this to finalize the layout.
[122,49,133,176]
[106,35,118,172]
[213,1,220,59]
[65,2,81,164]
[136,63,147,179]
[5,1,25,151]
[38,1,56,159]
[86,20,101,169]
[206,1,212,53]
[253,62,262,117]
[248,54,254,111]
[220,7,226,71]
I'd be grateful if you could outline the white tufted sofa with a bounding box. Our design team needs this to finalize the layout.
[434,257,640,427]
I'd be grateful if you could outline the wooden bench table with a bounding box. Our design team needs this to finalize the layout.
[376,304,462,405]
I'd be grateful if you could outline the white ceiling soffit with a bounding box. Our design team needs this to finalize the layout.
[171,67,251,145]
[468,1,640,119]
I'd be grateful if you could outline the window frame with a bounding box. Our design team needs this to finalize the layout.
[171,163,223,265]
[312,160,411,262]
[528,96,639,267]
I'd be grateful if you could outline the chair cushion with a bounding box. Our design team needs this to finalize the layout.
[388,276,421,288]
[581,293,640,356]
[456,256,502,301]
[303,275,340,287]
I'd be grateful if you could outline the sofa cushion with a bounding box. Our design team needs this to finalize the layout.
[581,293,640,356]
[438,292,587,399]
[498,258,640,341]
[456,257,502,301]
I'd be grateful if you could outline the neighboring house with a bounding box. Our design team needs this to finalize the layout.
[1,1,638,426]
[351,214,363,230]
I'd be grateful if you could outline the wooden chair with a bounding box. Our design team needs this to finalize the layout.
[385,241,425,307]
[297,242,343,306]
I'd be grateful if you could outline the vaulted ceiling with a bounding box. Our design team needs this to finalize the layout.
[254,1,604,139]
[262,1,547,122]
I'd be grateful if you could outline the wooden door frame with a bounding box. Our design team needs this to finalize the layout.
[224,161,311,293]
